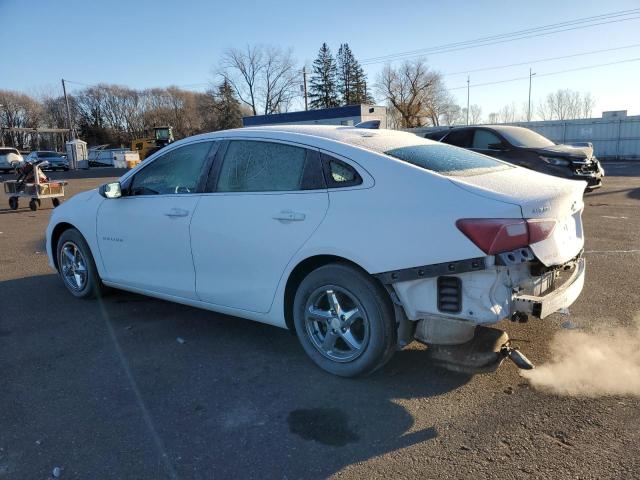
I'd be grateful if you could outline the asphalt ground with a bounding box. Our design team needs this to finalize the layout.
[1,164,639,479]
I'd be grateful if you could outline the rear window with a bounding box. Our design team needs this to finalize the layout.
[38,152,62,158]
[0,148,19,155]
[384,144,511,176]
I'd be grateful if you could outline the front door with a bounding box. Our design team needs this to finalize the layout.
[96,141,215,299]
[190,139,329,313]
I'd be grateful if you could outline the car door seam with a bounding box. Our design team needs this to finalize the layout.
[189,195,204,301]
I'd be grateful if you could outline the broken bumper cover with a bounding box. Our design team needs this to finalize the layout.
[512,257,585,318]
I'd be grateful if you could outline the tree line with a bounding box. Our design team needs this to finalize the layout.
[1,41,599,151]
[0,80,243,150]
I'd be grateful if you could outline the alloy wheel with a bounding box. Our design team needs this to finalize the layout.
[60,241,88,291]
[304,286,370,362]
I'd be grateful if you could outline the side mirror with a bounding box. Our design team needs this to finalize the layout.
[99,182,122,199]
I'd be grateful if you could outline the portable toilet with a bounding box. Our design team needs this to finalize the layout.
[66,139,89,170]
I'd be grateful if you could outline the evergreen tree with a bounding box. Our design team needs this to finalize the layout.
[309,43,339,109]
[352,63,375,105]
[336,43,374,105]
[214,78,242,130]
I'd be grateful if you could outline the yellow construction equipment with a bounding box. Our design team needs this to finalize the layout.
[131,126,174,161]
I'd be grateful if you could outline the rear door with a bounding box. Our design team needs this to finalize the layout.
[190,139,329,313]
[97,140,216,298]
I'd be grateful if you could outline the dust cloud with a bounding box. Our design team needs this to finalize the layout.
[521,320,640,397]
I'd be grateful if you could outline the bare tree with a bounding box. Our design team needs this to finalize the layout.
[0,90,42,148]
[470,104,482,124]
[537,89,595,121]
[581,92,595,118]
[376,59,449,128]
[218,45,299,116]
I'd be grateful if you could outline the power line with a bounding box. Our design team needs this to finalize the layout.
[360,9,640,65]
[442,43,640,77]
[361,8,640,63]
[448,56,640,91]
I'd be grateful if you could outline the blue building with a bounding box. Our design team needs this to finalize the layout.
[242,104,387,128]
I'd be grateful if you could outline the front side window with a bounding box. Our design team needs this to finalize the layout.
[472,130,503,150]
[130,141,212,195]
[216,140,307,192]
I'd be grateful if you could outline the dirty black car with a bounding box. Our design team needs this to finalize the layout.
[425,125,604,191]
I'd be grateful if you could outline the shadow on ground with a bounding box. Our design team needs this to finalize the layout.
[1,274,468,479]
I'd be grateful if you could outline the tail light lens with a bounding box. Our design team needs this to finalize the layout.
[456,218,557,254]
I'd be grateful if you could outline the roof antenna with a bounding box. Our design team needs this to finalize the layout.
[355,120,380,129]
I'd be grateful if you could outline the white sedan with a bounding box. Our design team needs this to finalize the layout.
[46,125,586,376]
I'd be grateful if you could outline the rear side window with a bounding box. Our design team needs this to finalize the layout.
[216,140,308,192]
[442,129,473,148]
[321,153,362,188]
[384,144,511,176]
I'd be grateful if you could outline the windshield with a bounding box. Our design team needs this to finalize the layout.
[0,148,19,155]
[498,127,555,148]
[38,152,63,158]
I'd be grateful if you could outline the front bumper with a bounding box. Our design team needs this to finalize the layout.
[512,257,585,318]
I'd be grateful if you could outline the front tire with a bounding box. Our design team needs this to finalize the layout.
[56,228,105,299]
[293,263,397,377]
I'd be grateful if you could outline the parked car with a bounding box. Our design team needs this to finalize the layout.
[25,151,69,171]
[0,147,23,172]
[46,126,586,377]
[426,125,604,190]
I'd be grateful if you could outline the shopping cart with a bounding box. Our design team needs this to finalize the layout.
[3,160,67,211]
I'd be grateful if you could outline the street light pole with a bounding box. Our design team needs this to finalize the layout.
[466,76,470,125]
[302,67,308,111]
[0,104,4,146]
[527,68,536,122]
[61,79,75,140]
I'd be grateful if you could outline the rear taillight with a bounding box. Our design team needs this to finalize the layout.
[456,218,556,255]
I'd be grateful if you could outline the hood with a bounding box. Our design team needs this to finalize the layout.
[531,143,593,160]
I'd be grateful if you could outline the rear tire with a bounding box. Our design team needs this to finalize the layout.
[293,263,397,377]
[29,199,38,211]
[56,228,106,299]
[9,197,18,210]
[52,198,60,207]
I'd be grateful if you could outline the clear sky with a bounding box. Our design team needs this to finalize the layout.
[1,0,639,119]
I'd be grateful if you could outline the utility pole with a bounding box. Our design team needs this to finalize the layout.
[61,79,75,140]
[527,68,536,122]
[466,76,470,125]
[0,104,4,146]
[302,66,308,111]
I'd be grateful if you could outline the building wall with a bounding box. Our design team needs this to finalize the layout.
[242,105,387,128]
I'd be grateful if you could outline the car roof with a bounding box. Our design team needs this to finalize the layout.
[191,124,428,146]
[444,125,533,134]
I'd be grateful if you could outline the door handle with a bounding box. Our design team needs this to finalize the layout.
[164,208,189,218]
[273,210,306,222]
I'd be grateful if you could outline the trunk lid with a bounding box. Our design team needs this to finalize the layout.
[449,167,586,266]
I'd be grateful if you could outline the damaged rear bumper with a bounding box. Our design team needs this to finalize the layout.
[512,257,585,319]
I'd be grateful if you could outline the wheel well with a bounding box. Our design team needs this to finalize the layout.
[283,255,377,333]
[50,222,75,270]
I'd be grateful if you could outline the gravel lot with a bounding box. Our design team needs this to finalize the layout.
[1,164,639,479]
